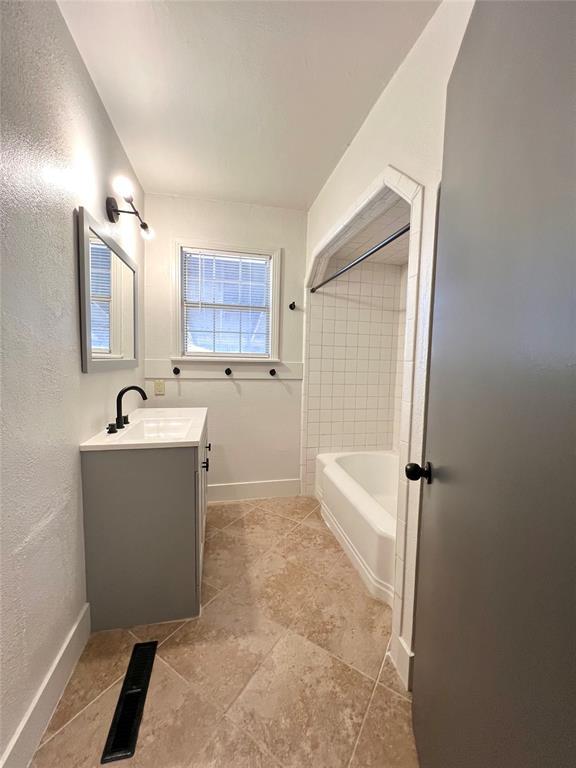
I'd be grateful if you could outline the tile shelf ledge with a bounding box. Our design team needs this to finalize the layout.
[145,358,303,381]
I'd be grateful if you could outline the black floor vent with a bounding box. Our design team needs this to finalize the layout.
[101,641,157,763]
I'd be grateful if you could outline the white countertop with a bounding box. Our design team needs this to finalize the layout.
[80,408,208,451]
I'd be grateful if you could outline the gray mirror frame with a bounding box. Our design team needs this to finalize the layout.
[77,207,139,373]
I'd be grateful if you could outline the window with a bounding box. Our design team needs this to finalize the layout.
[179,246,279,359]
[90,240,112,354]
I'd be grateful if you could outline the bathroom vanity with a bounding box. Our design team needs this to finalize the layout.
[80,408,208,631]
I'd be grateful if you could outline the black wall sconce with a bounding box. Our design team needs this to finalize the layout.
[106,176,155,240]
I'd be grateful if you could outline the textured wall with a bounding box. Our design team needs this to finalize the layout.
[144,192,307,499]
[0,1,144,756]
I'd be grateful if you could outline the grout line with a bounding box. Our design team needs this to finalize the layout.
[206,510,253,536]
[35,672,125,751]
[201,586,221,609]
[378,680,412,704]
[207,501,317,539]
[154,653,200,691]
[241,502,320,528]
[223,629,289,719]
[346,641,391,768]
[377,647,412,703]
[233,718,287,767]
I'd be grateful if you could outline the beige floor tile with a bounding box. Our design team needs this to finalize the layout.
[225,506,298,551]
[228,631,373,768]
[202,528,263,589]
[221,549,324,628]
[40,629,134,743]
[205,500,255,538]
[291,571,391,679]
[195,715,281,767]
[379,655,412,700]
[274,524,343,577]
[300,505,327,530]
[32,659,222,768]
[201,580,220,606]
[327,550,362,581]
[256,495,319,522]
[350,685,419,768]
[158,599,286,710]
[131,620,185,645]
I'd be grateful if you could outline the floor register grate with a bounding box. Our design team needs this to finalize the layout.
[101,641,158,763]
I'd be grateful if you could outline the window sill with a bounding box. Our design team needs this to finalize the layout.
[171,356,280,364]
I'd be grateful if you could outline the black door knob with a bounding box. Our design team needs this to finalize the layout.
[405,462,432,484]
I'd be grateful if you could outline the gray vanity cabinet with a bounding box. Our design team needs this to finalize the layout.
[81,425,208,631]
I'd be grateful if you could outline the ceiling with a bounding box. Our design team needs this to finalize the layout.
[331,195,410,265]
[59,1,438,210]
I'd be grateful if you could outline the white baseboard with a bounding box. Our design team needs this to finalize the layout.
[0,603,90,768]
[320,501,394,607]
[208,478,301,502]
[389,634,414,691]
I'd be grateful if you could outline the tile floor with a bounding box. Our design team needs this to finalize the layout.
[32,496,418,768]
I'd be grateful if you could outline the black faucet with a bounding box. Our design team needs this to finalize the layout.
[116,385,147,429]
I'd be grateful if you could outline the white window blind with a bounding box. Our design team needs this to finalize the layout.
[181,248,272,357]
[90,241,112,353]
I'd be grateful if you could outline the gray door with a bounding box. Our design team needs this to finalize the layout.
[411,3,576,767]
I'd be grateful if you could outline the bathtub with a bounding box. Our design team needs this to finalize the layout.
[315,451,398,605]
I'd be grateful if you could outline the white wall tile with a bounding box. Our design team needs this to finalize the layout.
[301,258,408,494]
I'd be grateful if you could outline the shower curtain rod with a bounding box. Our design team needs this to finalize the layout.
[309,222,411,293]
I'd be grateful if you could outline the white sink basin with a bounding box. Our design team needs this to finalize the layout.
[80,408,208,451]
[117,418,192,442]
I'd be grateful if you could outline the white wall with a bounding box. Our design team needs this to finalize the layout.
[307,0,474,263]
[392,265,408,450]
[306,0,474,685]
[144,193,307,500]
[0,3,145,763]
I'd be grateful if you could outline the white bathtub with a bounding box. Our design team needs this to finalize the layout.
[315,451,398,605]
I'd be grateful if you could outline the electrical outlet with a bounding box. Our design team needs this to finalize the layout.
[153,379,165,396]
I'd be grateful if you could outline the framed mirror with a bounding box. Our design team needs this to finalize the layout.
[77,207,138,372]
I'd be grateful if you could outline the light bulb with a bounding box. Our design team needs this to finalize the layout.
[112,175,134,201]
[140,224,155,241]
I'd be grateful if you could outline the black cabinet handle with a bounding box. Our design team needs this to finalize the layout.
[405,462,432,484]
[289,301,296,310]
[202,458,209,471]
[207,443,212,452]
[173,366,181,375]
[224,368,232,376]
[269,368,277,376]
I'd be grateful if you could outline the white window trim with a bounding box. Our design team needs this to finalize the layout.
[90,249,126,359]
[172,239,282,363]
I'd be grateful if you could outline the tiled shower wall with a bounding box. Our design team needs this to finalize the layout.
[300,258,407,494]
